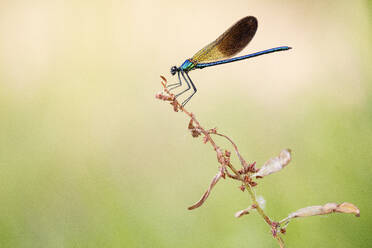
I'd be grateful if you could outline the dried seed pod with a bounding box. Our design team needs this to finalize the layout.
[253,149,291,178]
[281,202,360,224]
[188,171,223,210]
[235,206,254,218]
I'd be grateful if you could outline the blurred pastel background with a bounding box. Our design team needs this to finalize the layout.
[0,0,371,247]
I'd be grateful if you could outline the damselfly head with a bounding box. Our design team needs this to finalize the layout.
[170,66,178,76]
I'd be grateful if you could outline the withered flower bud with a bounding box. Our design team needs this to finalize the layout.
[239,185,245,192]
[191,130,201,137]
[225,150,231,157]
[249,181,257,187]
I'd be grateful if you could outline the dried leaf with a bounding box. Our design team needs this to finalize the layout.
[188,171,222,210]
[253,149,291,178]
[188,119,194,130]
[160,75,167,83]
[283,202,360,222]
[160,75,167,87]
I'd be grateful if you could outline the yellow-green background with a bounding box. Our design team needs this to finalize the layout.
[0,0,371,247]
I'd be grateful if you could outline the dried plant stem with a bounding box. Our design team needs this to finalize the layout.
[156,76,284,246]
[156,76,359,248]
[277,236,285,248]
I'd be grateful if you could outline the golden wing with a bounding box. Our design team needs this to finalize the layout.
[192,16,258,63]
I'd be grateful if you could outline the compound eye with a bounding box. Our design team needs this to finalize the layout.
[170,66,178,75]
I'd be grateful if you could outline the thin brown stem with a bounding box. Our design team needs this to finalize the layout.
[277,236,285,248]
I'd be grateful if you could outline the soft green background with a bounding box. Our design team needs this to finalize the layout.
[0,0,371,247]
